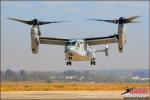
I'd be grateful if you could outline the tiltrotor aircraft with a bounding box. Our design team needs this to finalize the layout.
[8,16,139,66]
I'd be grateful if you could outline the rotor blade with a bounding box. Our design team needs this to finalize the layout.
[87,19,103,21]
[87,19,118,24]
[128,21,140,23]
[7,18,32,25]
[39,21,69,25]
[126,16,140,21]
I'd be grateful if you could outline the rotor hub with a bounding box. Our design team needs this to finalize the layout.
[32,19,40,25]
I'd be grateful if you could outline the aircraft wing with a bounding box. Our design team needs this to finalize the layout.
[39,37,69,45]
[84,34,118,45]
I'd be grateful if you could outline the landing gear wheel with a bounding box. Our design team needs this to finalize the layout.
[91,61,96,65]
[66,61,72,66]
[69,61,72,65]
[90,59,96,66]
[66,61,69,66]
[90,61,93,65]
[93,61,96,65]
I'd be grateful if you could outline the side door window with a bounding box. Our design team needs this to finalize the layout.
[77,42,80,48]
[76,42,81,51]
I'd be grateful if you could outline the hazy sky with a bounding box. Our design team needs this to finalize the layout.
[1,1,149,71]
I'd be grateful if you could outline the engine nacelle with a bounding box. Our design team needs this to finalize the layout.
[118,32,126,53]
[31,37,39,54]
[105,44,109,56]
[31,28,39,54]
[118,24,126,53]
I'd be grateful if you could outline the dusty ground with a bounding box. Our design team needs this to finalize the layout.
[1,82,149,91]
[1,83,149,100]
[1,91,124,100]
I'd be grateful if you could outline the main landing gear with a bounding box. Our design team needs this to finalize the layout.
[66,55,72,66]
[66,61,72,66]
[91,58,96,65]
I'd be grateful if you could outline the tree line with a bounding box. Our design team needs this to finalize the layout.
[1,69,149,83]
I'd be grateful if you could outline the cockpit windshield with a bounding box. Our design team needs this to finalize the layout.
[66,41,76,46]
[71,41,76,45]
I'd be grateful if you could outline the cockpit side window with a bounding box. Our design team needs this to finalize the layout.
[77,42,80,48]
[66,42,71,45]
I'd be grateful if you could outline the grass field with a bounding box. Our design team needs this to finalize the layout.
[1,82,149,91]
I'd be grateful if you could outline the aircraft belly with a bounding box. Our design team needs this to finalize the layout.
[72,55,90,61]
[65,53,90,61]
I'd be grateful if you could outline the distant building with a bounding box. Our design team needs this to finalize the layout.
[132,74,149,81]
[66,76,77,79]
[132,74,140,80]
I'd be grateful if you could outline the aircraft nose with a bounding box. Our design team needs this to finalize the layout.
[69,47,74,51]
[66,46,75,54]
[69,47,75,53]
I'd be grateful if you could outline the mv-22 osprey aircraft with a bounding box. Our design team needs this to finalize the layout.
[8,16,139,66]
